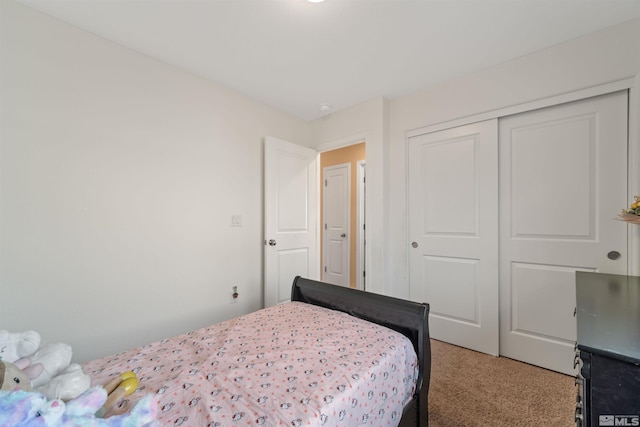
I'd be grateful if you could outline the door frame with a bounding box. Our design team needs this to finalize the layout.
[356,160,366,290]
[317,135,368,290]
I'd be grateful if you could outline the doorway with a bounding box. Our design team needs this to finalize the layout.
[320,142,366,288]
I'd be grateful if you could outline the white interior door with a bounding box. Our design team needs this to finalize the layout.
[322,163,350,287]
[408,119,499,356]
[264,136,318,307]
[499,91,628,375]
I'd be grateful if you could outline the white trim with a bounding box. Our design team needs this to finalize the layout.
[316,152,322,280]
[356,160,366,290]
[316,131,370,153]
[407,77,636,138]
[628,76,640,276]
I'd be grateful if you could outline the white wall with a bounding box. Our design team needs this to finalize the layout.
[2,0,639,363]
[0,0,309,362]
[387,18,640,298]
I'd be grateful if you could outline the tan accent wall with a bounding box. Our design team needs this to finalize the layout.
[320,142,366,287]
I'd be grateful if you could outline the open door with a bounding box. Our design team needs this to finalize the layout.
[264,136,318,307]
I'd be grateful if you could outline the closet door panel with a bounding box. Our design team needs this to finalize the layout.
[510,117,592,238]
[408,119,499,356]
[499,91,628,375]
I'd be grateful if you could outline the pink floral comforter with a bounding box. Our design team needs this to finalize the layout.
[83,302,418,426]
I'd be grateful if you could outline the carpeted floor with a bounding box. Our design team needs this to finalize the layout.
[428,339,576,426]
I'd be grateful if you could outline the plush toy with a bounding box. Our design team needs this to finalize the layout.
[17,342,91,400]
[0,360,33,392]
[0,333,91,400]
[29,342,73,388]
[35,362,92,401]
[0,388,61,426]
[0,388,158,426]
[0,329,41,362]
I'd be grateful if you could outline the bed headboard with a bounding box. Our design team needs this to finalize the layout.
[291,275,430,426]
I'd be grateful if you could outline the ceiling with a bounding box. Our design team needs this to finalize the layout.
[17,0,640,121]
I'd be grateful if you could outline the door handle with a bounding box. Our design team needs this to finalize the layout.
[341,233,346,238]
[607,250,621,260]
[266,239,276,246]
[411,242,418,248]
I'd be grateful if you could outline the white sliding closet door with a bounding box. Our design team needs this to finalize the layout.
[408,120,499,356]
[499,91,628,375]
[407,91,629,372]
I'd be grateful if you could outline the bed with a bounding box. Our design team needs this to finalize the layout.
[83,276,431,426]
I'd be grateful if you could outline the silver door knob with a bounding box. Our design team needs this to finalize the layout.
[411,242,418,248]
[268,239,277,246]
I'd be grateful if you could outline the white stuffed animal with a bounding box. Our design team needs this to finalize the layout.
[18,342,91,400]
[29,342,73,388]
[35,363,91,401]
[0,330,41,363]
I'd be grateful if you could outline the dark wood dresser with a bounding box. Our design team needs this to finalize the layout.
[575,272,640,427]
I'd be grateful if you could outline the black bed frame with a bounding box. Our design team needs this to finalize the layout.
[291,276,431,427]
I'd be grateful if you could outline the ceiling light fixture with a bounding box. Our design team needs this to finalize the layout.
[307,0,325,3]
[319,104,331,113]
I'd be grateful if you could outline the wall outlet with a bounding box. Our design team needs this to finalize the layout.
[231,286,239,304]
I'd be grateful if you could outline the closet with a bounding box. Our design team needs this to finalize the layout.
[408,90,629,374]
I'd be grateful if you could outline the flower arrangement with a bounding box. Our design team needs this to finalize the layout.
[617,195,640,224]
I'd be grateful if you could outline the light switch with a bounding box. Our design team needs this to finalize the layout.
[231,215,242,227]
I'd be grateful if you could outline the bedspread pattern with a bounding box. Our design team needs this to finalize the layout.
[83,302,418,426]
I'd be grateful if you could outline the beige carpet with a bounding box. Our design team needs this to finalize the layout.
[428,339,576,427]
